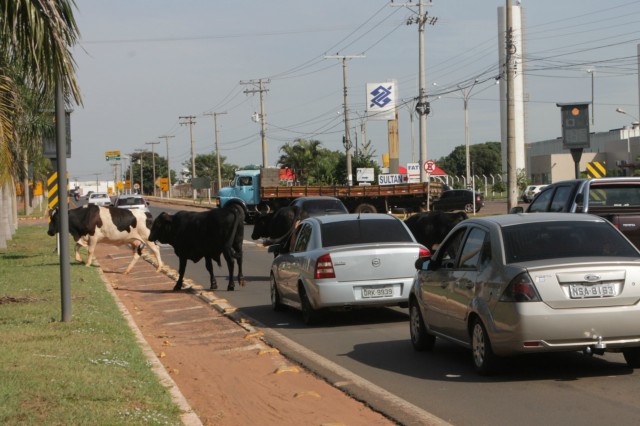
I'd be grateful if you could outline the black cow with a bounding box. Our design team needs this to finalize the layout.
[404,211,468,251]
[47,204,163,274]
[251,205,306,247]
[149,206,244,291]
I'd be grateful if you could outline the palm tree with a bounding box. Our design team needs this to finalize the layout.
[277,139,322,185]
[0,0,81,248]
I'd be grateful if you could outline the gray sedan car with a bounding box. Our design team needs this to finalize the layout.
[270,213,429,324]
[409,213,640,374]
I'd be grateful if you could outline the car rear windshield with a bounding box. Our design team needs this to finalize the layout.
[117,197,144,206]
[587,183,640,208]
[502,221,639,263]
[321,219,413,247]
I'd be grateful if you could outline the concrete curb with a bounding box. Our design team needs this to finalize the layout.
[99,269,203,426]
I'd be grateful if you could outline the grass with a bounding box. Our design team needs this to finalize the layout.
[0,224,183,425]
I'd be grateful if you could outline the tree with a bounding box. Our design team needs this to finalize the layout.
[277,139,322,185]
[181,151,239,187]
[437,142,502,177]
[0,0,81,247]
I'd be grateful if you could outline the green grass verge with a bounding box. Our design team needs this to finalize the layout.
[0,224,182,425]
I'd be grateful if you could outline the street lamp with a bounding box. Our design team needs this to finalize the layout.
[134,149,147,195]
[587,69,595,125]
[460,79,479,189]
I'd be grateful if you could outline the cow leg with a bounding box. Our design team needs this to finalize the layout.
[123,244,141,275]
[146,241,163,272]
[174,258,188,291]
[74,242,84,263]
[234,243,245,288]
[86,238,98,267]
[205,257,217,290]
[223,250,235,291]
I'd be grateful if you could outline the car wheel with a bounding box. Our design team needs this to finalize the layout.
[471,318,497,375]
[464,203,474,213]
[299,285,320,325]
[409,299,435,351]
[623,347,640,368]
[355,203,377,214]
[270,275,284,311]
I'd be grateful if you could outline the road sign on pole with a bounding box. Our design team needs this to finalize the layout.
[105,150,121,161]
[424,160,437,174]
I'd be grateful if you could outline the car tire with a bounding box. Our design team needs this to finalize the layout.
[623,347,640,368]
[471,318,497,375]
[409,299,435,351]
[355,203,377,214]
[464,203,474,213]
[270,275,284,311]
[299,285,320,325]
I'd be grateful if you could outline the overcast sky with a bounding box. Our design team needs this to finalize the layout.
[67,0,640,182]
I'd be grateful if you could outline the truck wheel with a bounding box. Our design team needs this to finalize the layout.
[355,203,377,214]
[464,203,474,213]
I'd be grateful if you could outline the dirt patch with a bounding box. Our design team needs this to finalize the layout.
[95,244,396,426]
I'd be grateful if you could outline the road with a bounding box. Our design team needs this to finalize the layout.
[148,201,640,425]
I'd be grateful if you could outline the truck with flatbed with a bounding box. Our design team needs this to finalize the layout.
[511,177,640,249]
[217,168,445,221]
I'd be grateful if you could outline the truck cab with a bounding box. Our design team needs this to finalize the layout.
[218,170,261,215]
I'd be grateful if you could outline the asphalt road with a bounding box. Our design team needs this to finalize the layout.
[148,201,640,425]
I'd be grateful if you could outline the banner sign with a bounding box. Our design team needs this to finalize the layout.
[356,168,374,182]
[366,81,397,121]
[378,174,407,185]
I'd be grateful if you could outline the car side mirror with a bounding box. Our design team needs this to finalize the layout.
[509,206,524,214]
[414,256,431,270]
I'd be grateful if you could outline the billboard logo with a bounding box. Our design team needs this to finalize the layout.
[370,85,392,109]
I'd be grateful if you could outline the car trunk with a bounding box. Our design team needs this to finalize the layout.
[526,262,640,309]
[328,244,419,282]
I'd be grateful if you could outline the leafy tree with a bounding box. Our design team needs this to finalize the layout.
[180,151,239,188]
[277,139,322,185]
[0,0,81,240]
[437,142,502,177]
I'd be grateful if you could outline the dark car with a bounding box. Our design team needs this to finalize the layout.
[289,196,348,216]
[432,189,484,213]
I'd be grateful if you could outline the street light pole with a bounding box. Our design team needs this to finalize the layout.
[460,79,479,189]
[159,135,174,198]
[134,149,146,195]
[145,141,160,197]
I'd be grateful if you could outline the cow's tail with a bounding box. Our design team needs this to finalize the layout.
[229,206,245,259]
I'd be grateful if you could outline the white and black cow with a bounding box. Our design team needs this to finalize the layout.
[148,206,244,291]
[404,211,468,251]
[47,204,163,274]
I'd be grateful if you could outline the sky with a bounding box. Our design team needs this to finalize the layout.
[67,0,640,182]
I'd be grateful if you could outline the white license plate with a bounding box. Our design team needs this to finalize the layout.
[569,283,617,298]
[362,286,394,298]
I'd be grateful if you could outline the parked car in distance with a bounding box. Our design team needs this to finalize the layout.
[87,192,111,206]
[289,196,348,216]
[521,184,548,203]
[114,194,150,214]
[269,213,429,324]
[409,213,640,375]
[432,189,484,213]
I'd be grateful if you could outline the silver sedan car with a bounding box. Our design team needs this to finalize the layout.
[270,213,429,324]
[410,213,640,374]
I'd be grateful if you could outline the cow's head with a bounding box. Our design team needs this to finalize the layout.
[251,212,273,241]
[47,208,60,236]
[149,212,173,244]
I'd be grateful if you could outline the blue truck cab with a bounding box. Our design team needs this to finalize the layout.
[217,169,262,217]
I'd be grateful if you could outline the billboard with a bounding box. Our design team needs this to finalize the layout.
[366,81,397,121]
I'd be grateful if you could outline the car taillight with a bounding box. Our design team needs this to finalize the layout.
[419,247,431,258]
[500,272,541,302]
[314,253,336,279]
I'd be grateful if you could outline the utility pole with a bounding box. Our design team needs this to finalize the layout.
[204,112,227,193]
[179,116,197,200]
[325,55,365,186]
[240,79,270,167]
[145,141,160,197]
[505,0,517,211]
[393,0,437,182]
[134,149,146,195]
[159,135,174,198]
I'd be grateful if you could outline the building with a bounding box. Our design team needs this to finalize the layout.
[527,124,640,183]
